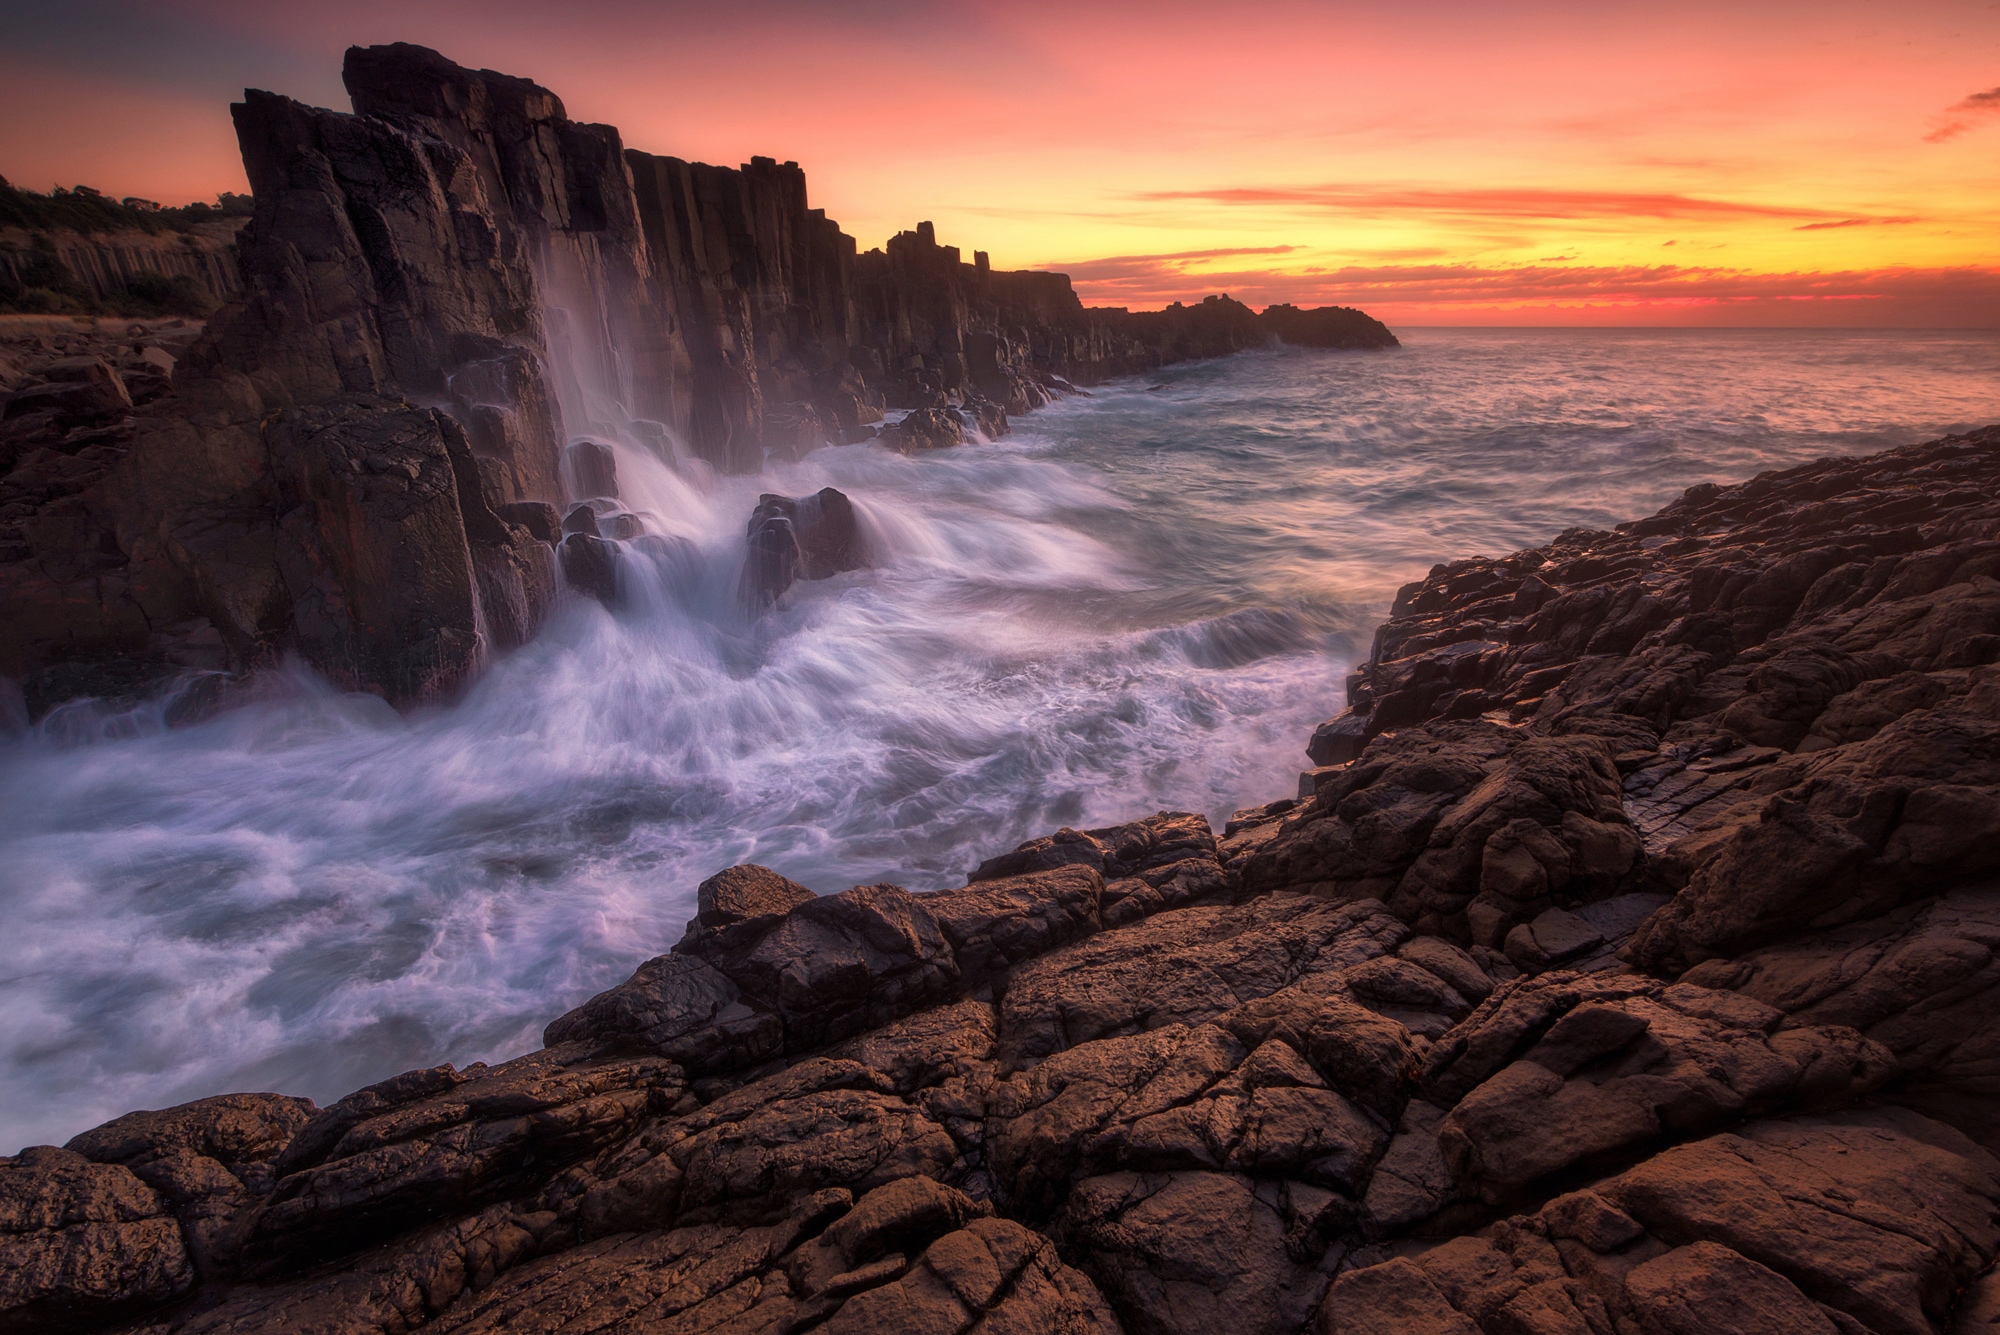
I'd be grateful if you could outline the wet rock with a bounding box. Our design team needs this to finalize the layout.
[1599,1109,2000,1335]
[0,1145,193,1332]
[7,42,1396,705]
[994,894,1408,1070]
[597,511,644,540]
[1056,1170,1346,1335]
[1235,723,1642,950]
[565,439,618,500]
[1357,1102,1455,1238]
[658,1060,957,1224]
[740,502,800,611]
[1679,884,2000,1146]
[558,531,618,602]
[824,998,998,1095]
[495,500,559,543]
[1305,429,2000,978]
[882,406,967,452]
[986,1010,1397,1219]
[19,413,2000,1335]
[671,863,822,967]
[1424,971,1893,1202]
[1623,1241,1841,1335]
[63,1093,316,1278]
[244,1048,679,1273]
[713,884,960,1050]
[973,810,1221,886]
[542,953,783,1073]
[1627,690,2000,971]
[1318,1257,1479,1335]
[819,1214,1120,1334]
[1330,1108,2000,1335]
[738,487,868,610]
[920,865,1104,989]
[1501,907,1603,973]
[697,863,817,928]
[3,363,130,426]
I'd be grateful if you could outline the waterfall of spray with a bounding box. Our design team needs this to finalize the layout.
[528,239,762,620]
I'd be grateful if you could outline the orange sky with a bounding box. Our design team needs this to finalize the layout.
[3,0,1996,324]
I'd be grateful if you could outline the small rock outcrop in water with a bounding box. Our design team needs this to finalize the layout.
[1260,303,1400,349]
[8,427,2000,1335]
[1,44,1395,709]
[740,487,868,610]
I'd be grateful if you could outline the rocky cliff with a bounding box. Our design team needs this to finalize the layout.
[5,427,1998,1335]
[0,43,1396,709]
[0,180,247,317]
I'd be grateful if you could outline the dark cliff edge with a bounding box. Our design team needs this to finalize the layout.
[4,427,1998,1335]
[0,42,1395,712]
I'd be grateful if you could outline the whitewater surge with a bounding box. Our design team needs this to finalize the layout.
[3,327,1998,1151]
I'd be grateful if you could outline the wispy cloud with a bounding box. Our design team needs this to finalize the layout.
[1925,86,2000,143]
[1793,216,1921,231]
[1056,245,1298,282]
[1049,253,2000,327]
[1131,184,1851,223]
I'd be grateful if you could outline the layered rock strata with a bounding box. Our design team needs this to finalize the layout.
[8,430,2000,1332]
[1,42,1396,709]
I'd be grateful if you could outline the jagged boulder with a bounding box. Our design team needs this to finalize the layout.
[1319,1108,2000,1335]
[542,953,783,1073]
[738,487,867,610]
[62,1093,316,1280]
[0,1146,194,1332]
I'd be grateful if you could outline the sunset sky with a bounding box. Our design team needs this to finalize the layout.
[3,0,1996,325]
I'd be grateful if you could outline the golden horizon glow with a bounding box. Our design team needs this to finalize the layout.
[4,0,1996,325]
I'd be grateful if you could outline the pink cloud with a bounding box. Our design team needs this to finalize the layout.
[1132,184,1852,223]
[1048,255,2000,327]
[1924,85,2000,142]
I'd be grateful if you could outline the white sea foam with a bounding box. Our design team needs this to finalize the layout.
[2,328,1997,1151]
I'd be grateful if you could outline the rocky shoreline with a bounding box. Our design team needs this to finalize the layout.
[0,42,1394,715]
[4,425,1998,1334]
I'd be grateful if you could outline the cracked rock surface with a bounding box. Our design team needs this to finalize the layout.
[7,428,2000,1334]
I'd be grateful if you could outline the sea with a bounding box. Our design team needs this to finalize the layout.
[3,327,1997,1152]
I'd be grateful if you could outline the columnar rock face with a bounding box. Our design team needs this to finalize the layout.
[1,73,569,706]
[0,219,244,311]
[1,42,1395,705]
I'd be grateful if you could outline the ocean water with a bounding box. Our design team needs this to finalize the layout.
[3,327,1997,1152]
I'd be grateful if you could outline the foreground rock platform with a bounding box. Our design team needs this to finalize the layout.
[6,428,1999,1333]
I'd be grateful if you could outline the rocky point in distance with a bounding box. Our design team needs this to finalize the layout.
[6,36,2000,1335]
[0,40,1394,720]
